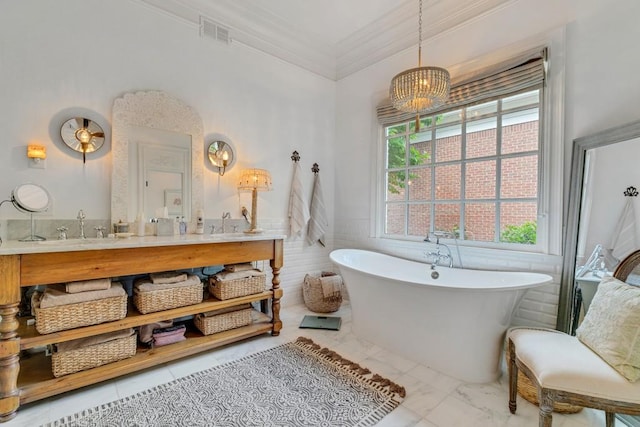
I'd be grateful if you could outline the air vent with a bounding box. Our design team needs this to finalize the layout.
[200,17,231,44]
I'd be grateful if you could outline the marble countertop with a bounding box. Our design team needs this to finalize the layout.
[0,233,286,255]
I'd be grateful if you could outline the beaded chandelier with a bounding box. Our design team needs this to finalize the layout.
[389,0,450,130]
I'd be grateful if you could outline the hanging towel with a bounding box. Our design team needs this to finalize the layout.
[288,161,310,237]
[609,197,638,261]
[307,173,328,246]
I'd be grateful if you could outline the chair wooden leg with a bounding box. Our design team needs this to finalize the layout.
[538,389,554,427]
[508,338,518,414]
[605,412,615,427]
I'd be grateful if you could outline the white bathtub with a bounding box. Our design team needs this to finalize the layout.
[329,249,552,383]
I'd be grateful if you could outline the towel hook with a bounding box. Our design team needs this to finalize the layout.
[624,186,638,197]
[311,163,319,175]
[291,151,300,162]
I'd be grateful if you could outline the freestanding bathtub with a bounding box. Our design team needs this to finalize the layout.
[329,249,552,383]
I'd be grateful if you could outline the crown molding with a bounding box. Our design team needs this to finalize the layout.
[137,0,513,81]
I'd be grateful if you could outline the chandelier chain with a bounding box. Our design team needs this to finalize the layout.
[418,0,423,66]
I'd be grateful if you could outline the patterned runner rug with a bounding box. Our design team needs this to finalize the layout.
[45,337,405,427]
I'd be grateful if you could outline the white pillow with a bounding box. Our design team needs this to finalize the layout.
[576,276,640,381]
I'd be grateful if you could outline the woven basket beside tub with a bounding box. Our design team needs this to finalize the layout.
[303,273,343,313]
[52,333,137,377]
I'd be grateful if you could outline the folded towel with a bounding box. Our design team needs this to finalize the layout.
[306,172,328,246]
[288,161,310,237]
[65,278,112,294]
[152,324,186,347]
[224,262,254,272]
[213,269,265,282]
[320,275,342,299]
[134,274,201,292]
[149,271,188,284]
[39,283,126,309]
[139,320,174,345]
[55,328,134,353]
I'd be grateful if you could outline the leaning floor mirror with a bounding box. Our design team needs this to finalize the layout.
[558,118,640,427]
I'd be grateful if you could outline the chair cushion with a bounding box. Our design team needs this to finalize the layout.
[576,276,640,381]
[509,328,640,403]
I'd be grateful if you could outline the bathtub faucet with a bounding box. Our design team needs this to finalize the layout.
[424,232,454,268]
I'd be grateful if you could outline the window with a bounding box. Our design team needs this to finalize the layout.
[383,89,541,245]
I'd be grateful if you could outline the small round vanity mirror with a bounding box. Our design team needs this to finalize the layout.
[11,183,51,213]
[207,141,234,176]
[60,117,105,163]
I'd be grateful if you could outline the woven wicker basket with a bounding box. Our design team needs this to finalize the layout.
[35,294,128,335]
[517,370,583,414]
[52,333,137,377]
[208,275,265,300]
[194,305,253,335]
[133,282,203,314]
[302,273,343,313]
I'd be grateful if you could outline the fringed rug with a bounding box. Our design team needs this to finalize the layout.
[45,337,405,427]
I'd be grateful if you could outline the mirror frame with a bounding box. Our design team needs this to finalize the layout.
[111,91,204,226]
[558,119,640,332]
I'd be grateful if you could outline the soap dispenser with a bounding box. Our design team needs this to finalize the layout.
[196,209,204,234]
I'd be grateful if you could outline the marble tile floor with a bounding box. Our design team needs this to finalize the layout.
[7,303,623,427]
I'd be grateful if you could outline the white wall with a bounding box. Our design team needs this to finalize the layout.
[0,0,336,306]
[334,0,640,328]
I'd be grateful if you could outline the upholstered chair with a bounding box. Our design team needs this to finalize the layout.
[507,249,640,427]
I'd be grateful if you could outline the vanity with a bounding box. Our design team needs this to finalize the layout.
[0,234,284,421]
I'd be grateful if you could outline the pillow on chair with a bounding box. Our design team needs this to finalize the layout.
[576,276,640,381]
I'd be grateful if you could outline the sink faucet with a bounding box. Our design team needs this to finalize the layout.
[94,226,105,239]
[221,212,231,233]
[77,210,86,239]
[424,232,453,268]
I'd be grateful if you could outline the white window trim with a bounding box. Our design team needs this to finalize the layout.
[371,28,566,257]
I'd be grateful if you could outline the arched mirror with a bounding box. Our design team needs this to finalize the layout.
[111,91,204,226]
[559,119,640,335]
[207,140,235,176]
[10,183,51,241]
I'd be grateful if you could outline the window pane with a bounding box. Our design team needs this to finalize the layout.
[386,204,406,235]
[466,117,497,159]
[408,168,432,201]
[409,131,431,166]
[386,123,406,136]
[435,124,461,162]
[408,204,431,236]
[434,203,460,235]
[500,156,538,199]
[500,202,537,244]
[387,136,406,168]
[467,100,497,118]
[386,171,406,201]
[502,90,539,111]
[439,109,462,126]
[435,164,460,200]
[502,108,539,154]
[465,160,496,199]
[465,203,496,241]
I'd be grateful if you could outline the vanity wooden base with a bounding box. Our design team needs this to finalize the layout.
[0,238,283,421]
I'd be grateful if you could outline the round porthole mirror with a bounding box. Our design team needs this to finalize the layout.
[60,117,105,163]
[207,141,234,176]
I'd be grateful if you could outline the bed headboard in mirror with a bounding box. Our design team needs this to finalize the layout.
[111,91,204,227]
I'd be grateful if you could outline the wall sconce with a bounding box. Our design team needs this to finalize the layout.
[60,117,105,163]
[27,144,46,168]
[238,168,272,234]
[207,140,234,176]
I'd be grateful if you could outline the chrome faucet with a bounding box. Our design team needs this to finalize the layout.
[77,210,86,239]
[424,232,454,268]
[221,212,231,233]
[57,226,68,240]
[94,226,105,239]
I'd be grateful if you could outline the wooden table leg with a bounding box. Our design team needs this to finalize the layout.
[270,240,283,336]
[0,256,21,422]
